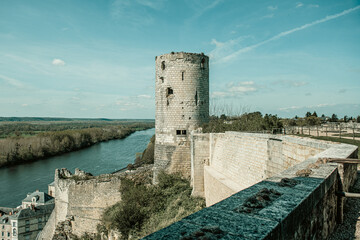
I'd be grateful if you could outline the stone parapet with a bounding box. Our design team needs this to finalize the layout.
[145,135,358,239]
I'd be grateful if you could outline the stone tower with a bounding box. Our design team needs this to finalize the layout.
[154,52,209,181]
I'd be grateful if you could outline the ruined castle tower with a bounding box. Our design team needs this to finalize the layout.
[154,52,209,181]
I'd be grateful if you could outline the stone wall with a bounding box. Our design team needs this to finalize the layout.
[53,169,122,237]
[37,209,56,240]
[190,133,209,197]
[191,132,332,206]
[145,137,358,239]
[154,52,209,181]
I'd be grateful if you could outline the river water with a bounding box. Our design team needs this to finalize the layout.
[0,128,155,207]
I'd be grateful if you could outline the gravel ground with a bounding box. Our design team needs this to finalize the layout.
[330,171,360,240]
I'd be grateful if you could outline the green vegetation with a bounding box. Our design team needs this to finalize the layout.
[134,134,155,166]
[333,133,360,138]
[202,112,283,133]
[0,119,154,138]
[0,120,154,168]
[100,171,205,239]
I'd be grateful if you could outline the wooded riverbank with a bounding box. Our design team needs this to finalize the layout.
[0,122,153,168]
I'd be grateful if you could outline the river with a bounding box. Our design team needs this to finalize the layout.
[0,128,154,207]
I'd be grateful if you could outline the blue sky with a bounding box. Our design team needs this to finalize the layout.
[0,0,359,119]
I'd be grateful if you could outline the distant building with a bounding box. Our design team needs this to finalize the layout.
[0,191,54,240]
[0,208,12,240]
[22,191,54,209]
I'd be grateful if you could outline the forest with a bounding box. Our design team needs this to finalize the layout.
[0,119,154,168]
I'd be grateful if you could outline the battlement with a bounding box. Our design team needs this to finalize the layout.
[155,52,208,62]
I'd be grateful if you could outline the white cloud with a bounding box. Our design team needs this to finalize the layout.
[21,104,28,107]
[273,80,308,87]
[111,0,166,26]
[185,0,223,20]
[279,103,335,111]
[296,2,304,8]
[279,105,302,111]
[115,98,145,109]
[261,14,274,19]
[211,81,258,98]
[209,36,250,60]
[52,58,65,66]
[218,5,360,63]
[137,94,152,99]
[268,6,277,11]
[136,0,164,10]
[0,74,25,88]
[309,4,319,8]
[210,38,224,48]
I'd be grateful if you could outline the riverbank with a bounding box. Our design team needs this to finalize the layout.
[0,128,155,207]
[0,123,153,168]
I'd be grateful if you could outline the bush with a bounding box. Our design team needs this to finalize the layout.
[135,135,155,166]
[126,164,135,170]
[101,171,205,239]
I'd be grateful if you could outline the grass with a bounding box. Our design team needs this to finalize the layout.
[332,133,360,138]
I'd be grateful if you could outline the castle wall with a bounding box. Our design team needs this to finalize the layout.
[37,208,56,240]
[190,133,210,197]
[54,170,122,237]
[189,132,333,206]
[154,52,209,180]
[145,137,358,240]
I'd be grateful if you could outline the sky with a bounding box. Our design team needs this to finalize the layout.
[0,0,359,119]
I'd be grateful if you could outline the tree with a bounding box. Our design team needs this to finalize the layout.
[305,112,312,118]
[306,116,320,126]
[331,114,338,122]
[357,116,360,123]
[312,111,318,117]
[343,115,349,123]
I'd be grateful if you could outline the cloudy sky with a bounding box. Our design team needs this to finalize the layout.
[0,0,359,119]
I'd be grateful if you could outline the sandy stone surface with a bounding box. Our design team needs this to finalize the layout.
[330,171,360,240]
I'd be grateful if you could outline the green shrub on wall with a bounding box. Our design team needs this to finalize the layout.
[100,171,205,239]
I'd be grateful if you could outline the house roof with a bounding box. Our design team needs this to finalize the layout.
[0,215,11,225]
[12,204,54,220]
[22,191,54,205]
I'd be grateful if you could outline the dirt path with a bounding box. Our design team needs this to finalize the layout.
[330,171,360,240]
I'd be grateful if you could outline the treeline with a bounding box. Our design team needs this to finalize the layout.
[0,117,154,122]
[284,111,360,127]
[0,120,154,138]
[202,112,283,133]
[0,123,153,168]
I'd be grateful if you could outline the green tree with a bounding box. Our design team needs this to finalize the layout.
[357,116,360,123]
[305,112,312,118]
[331,114,338,122]
[312,111,318,117]
[306,116,320,126]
